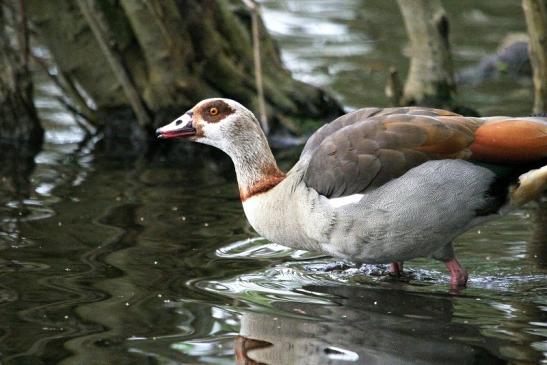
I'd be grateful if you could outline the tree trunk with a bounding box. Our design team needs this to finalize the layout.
[77,0,152,130]
[396,0,455,108]
[0,2,42,143]
[26,0,342,144]
[522,0,547,114]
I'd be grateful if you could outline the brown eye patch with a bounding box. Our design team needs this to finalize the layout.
[199,100,235,123]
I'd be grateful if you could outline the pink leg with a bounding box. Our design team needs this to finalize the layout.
[389,262,404,277]
[445,259,468,288]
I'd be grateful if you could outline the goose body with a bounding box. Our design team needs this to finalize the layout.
[242,159,496,263]
[157,99,547,288]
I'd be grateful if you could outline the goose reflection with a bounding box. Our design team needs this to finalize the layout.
[235,284,506,365]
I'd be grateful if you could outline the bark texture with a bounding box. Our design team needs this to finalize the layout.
[26,0,342,143]
[396,0,455,108]
[0,2,42,143]
[523,0,547,114]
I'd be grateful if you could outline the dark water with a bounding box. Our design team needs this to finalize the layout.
[1,1,546,364]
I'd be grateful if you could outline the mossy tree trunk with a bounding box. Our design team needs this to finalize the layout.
[0,2,42,143]
[522,0,547,114]
[26,0,342,143]
[395,0,455,108]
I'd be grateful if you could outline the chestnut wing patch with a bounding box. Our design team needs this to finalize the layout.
[470,118,547,163]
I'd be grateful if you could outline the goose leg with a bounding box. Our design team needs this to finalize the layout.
[433,243,468,289]
[445,258,468,288]
[389,261,404,277]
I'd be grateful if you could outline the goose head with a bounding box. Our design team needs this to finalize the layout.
[157,98,284,199]
[156,98,266,157]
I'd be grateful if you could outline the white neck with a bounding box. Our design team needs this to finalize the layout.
[223,123,285,200]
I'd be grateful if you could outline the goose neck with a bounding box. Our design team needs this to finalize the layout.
[229,137,285,201]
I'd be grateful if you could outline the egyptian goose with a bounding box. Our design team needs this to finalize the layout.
[157,98,547,288]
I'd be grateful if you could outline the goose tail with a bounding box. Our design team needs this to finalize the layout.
[510,165,547,206]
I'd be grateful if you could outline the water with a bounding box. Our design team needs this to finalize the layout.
[0,1,545,364]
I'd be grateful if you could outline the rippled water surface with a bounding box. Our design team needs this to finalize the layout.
[1,1,545,364]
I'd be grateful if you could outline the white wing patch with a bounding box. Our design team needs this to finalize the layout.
[328,194,364,208]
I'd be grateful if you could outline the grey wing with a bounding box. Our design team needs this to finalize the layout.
[302,109,479,198]
[300,106,463,160]
[300,107,383,159]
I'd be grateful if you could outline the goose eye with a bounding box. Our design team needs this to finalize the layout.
[209,107,219,116]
